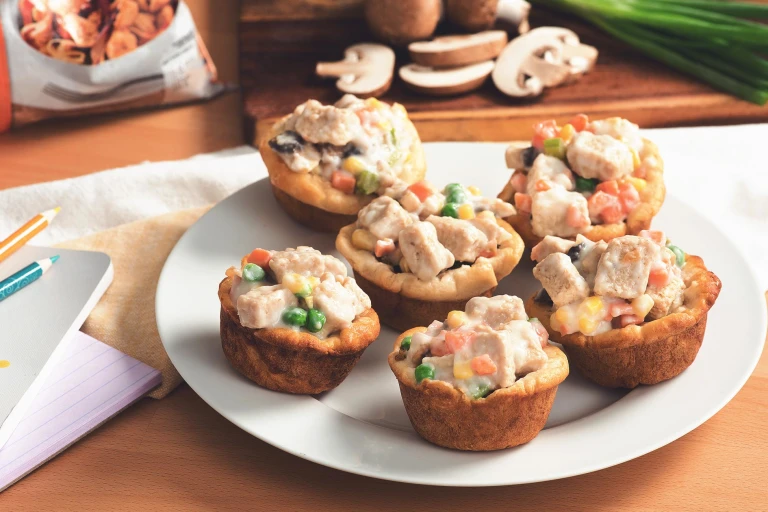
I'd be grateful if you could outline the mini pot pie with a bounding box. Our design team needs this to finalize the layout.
[260,94,427,232]
[388,295,569,451]
[525,231,721,388]
[498,115,665,246]
[336,180,525,331]
[218,246,380,394]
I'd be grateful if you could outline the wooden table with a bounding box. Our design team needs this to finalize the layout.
[1,1,767,509]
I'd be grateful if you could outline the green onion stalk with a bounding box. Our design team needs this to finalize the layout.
[528,0,768,105]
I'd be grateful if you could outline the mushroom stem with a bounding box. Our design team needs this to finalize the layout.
[316,61,364,77]
[497,0,532,33]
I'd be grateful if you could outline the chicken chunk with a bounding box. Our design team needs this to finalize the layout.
[290,99,362,146]
[237,285,298,329]
[357,196,413,240]
[533,253,591,308]
[594,236,660,299]
[571,235,607,289]
[312,273,370,338]
[530,235,577,262]
[589,117,643,153]
[426,215,493,263]
[465,295,527,330]
[269,247,347,282]
[399,222,455,281]
[566,131,634,182]
[473,197,517,218]
[526,155,575,196]
[531,187,590,238]
[646,271,685,320]
[469,212,511,245]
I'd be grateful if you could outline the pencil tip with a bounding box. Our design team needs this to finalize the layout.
[50,255,60,264]
[53,206,61,213]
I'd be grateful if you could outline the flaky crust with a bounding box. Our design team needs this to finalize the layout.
[498,138,666,247]
[271,184,358,233]
[260,114,427,219]
[525,255,721,388]
[336,219,525,330]
[389,328,569,451]
[218,276,381,394]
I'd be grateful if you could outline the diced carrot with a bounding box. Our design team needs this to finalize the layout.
[331,171,356,195]
[569,114,589,132]
[532,134,545,149]
[587,190,614,211]
[533,120,559,140]
[431,339,449,357]
[240,256,248,270]
[531,321,549,347]
[619,314,643,327]
[445,331,476,354]
[596,180,620,196]
[514,193,532,213]
[246,248,272,268]
[471,354,498,375]
[407,181,432,202]
[566,204,590,228]
[601,204,625,224]
[648,266,670,288]
[618,182,640,213]
[479,249,496,259]
[510,172,528,193]
[374,239,396,257]
[633,164,647,179]
[639,230,665,244]
[535,179,551,192]
[609,302,635,318]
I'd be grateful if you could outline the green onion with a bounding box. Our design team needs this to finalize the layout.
[543,137,567,159]
[355,170,380,195]
[575,177,599,192]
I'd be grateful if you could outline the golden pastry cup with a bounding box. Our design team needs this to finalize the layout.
[260,115,427,233]
[219,276,380,394]
[388,328,569,451]
[525,255,721,388]
[497,138,666,247]
[336,218,525,331]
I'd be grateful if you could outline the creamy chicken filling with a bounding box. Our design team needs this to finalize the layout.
[395,295,549,399]
[268,95,415,197]
[506,115,655,238]
[227,246,370,339]
[531,231,687,335]
[349,182,516,282]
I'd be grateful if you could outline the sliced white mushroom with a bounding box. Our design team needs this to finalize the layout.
[530,27,598,82]
[409,30,508,68]
[399,61,495,96]
[492,29,571,97]
[445,0,530,35]
[505,141,532,169]
[316,43,396,97]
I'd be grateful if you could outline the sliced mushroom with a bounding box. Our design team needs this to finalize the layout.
[445,0,530,34]
[316,43,396,97]
[399,61,495,96]
[365,0,442,47]
[409,30,508,68]
[492,27,579,97]
[505,141,538,169]
[536,27,599,83]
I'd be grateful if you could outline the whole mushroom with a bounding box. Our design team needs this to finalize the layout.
[316,43,396,97]
[365,0,442,47]
[445,0,530,34]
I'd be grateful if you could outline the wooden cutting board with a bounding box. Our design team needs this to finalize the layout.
[240,0,768,144]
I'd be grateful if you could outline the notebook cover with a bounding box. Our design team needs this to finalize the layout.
[0,245,113,450]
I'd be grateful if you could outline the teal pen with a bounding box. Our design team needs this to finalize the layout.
[0,255,60,302]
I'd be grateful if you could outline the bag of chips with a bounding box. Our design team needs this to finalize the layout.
[0,0,222,131]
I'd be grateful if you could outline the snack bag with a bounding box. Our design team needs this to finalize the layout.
[0,0,223,131]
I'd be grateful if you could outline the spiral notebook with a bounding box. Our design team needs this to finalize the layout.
[0,330,161,491]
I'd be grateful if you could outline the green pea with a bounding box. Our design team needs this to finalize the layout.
[441,203,459,218]
[355,170,380,196]
[446,189,467,205]
[242,263,265,282]
[282,307,307,327]
[472,385,492,400]
[294,283,313,298]
[415,363,435,383]
[667,244,686,267]
[400,335,412,351]
[444,183,463,194]
[306,308,326,333]
[575,177,599,192]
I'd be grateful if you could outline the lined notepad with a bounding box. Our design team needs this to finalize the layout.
[0,331,161,491]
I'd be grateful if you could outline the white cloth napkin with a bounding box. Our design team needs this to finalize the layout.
[0,124,766,287]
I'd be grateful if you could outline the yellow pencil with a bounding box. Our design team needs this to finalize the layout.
[0,207,61,263]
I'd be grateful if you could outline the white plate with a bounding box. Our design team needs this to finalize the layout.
[156,143,765,486]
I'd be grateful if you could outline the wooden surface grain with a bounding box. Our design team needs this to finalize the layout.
[1,1,767,510]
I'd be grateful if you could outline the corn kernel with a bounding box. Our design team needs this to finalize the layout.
[305,296,314,309]
[308,276,320,288]
[630,147,641,169]
[458,204,476,220]
[550,312,562,333]
[365,97,384,110]
[467,185,482,196]
[632,294,654,318]
[446,310,468,329]
[351,229,377,252]
[554,307,570,325]
[581,296,604,315]
[453,360,474,380]
[579,316,599,334]
[342,156,367,174]
[627,177,647,192]
[559,123,576,143]
[283,273,308,295]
